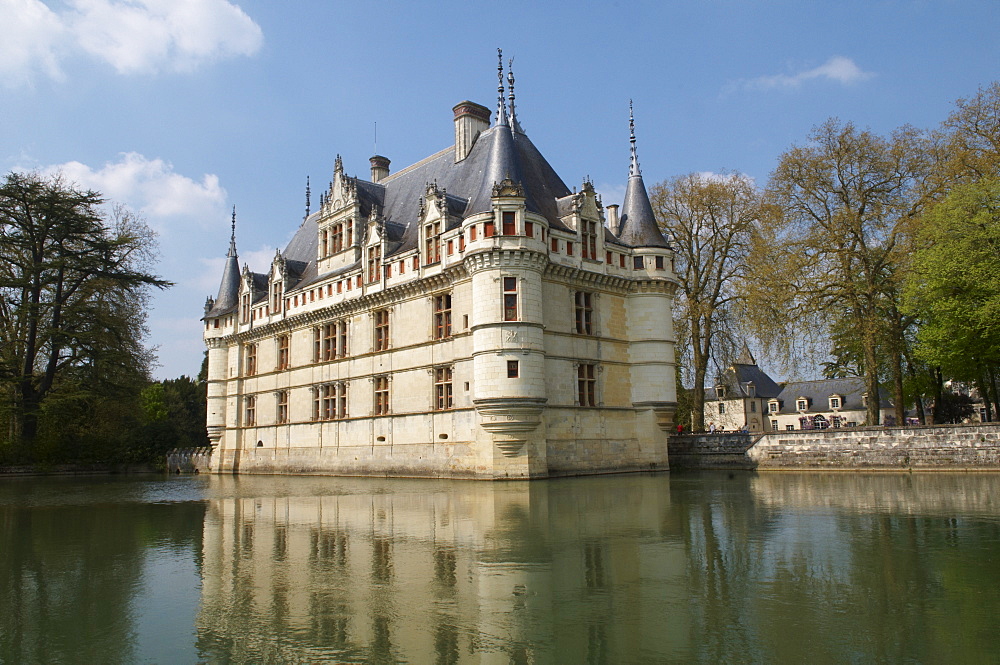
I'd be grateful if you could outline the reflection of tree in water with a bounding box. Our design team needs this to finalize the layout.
[0,478,205,665]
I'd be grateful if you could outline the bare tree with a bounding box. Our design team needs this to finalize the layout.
[651,172,761,430]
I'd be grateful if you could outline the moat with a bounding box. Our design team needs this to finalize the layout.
[2,471,998,663]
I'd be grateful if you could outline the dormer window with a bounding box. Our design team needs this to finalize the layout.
[501,210,516,235]
[581,220,598,259]
[271,282,283,314]
[424,221,441,264]
[862,393,869,408]
[715,385,727,399]
[796,398,808,412]
[829,395,842,410]
[768,400,780,414]
[746,382,756,398]
[367,245,381,283]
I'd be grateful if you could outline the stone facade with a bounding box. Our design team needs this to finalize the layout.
[202,77,678,479]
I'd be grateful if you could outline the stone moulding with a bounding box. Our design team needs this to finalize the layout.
[474,397,546,457]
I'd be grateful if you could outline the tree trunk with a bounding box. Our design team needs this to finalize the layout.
[978,368,994,423]
[862,330,881,426]
[930,367,943,425]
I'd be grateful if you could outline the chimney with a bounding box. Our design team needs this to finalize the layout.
[453,101,491,162]
[606,204,621,235]
[369,155,390,183]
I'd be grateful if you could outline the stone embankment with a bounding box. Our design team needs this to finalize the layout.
[669,423,1000,471]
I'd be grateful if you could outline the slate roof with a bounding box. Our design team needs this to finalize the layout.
[772,377,891,415]
[209,95,667,305]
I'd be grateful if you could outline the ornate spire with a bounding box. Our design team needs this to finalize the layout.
[304,176,311,219]
[507,57,523,134]
[629,99,640,177]
[495,48,508,127]
[228,205,237,258]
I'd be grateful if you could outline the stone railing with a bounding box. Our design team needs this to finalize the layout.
[166,447,213,474]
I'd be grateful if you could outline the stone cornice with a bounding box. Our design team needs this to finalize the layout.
[463,248,549,274]
[544,262,633,292]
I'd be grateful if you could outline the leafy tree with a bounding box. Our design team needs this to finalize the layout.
[0,172,169,456]
[753,120,932,425]
[651,172,761,430]
[903,178,1000,419]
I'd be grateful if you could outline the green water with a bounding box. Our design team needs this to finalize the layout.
[1,471,998,664]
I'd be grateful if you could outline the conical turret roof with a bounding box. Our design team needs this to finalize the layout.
[618,103,669,249]
[207,207,241,316]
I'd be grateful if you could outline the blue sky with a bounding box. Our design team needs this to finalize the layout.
[3,0,999,380]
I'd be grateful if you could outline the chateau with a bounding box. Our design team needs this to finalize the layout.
[202,62,678,478]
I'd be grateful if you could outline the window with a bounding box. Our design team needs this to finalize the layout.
[715,386,726,399]
[484,220,495,237]
[245,343,257,376]
[276,335,289,370]
[830,396,841,410]
[582,221,597,259]
[507,360,519,378]
[424,221,441,264]
[374,310,390,351]
[338,321,348,357]
[447,239,454,256]
[768,401,779,413]
[338,382,348,419]
[434,293,452,339]
[502,210,515,235]
[313,327,321,362]
[470,225,477,241]
[245,395,256,426]
[367,245,381,282]
[751,401,757,413]
[786,424,795,431]
[241,292,251,324]
[655,256,665,270]
[551,238,558,252]
[320,229,329,257]
[502,277,518,321]
[272,281,283,313]
[316,383,348,420]
[577,364,596,407]
[322,323,336,361]
[796,399,808,411]
[619,254,626,268]
[276,391,288,424]
[574,291,593,335]
[606,251,612,264]
[771,420,779,431]
[525,221,534,237]
[374,375,389,415]
[435,366,453,410]
[719,403,726,415]
[566,241,573,256]
[633,256,644,269]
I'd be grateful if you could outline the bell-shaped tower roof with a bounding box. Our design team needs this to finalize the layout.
[207,206,241,316]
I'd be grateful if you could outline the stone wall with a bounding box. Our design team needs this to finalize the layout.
[669,424,1000,470]
[166,447,213,474]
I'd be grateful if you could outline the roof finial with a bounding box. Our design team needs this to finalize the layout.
[629,99,641,177]
[228,205,238,258]
[507,57,522,133]
[496,48,508,127]
[305,176,311,219]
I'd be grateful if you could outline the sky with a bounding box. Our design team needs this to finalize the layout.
[3,0,999,380]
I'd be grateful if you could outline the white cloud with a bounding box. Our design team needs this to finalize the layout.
[42,152,226,221]
[736,56,874,92]
[0,0,66,86]
[0,0,262,85]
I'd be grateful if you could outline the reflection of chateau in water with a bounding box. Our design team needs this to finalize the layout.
[195,476,691,663]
